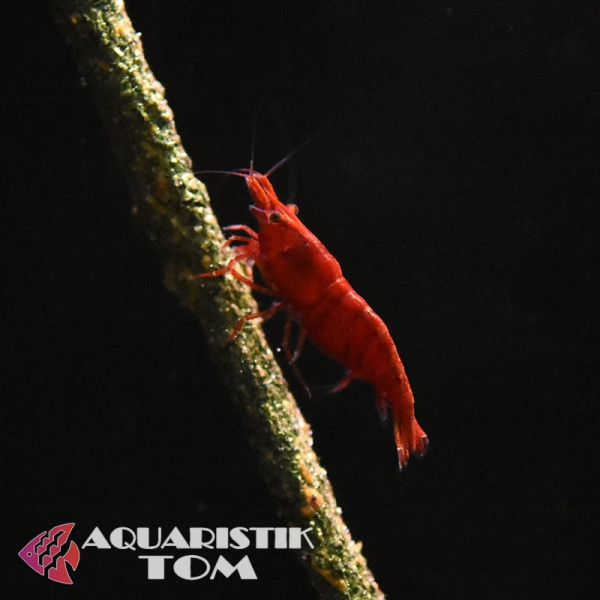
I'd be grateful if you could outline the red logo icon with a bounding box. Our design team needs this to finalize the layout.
[18,523,80,584]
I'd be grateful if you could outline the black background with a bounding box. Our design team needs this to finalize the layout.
[3,1,599,598]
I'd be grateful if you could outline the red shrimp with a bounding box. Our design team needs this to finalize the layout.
[200,168,428,469]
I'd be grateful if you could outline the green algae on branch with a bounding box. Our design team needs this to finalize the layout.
[53,1,385,597]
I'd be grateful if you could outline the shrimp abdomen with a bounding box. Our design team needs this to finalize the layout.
[300,279,428,468]
[298,281,393,380]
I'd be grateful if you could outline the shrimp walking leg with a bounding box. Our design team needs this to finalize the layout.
[282,314,310,395]
[196,250,274,296]
[227,301,285,342]
[223,224,259,238]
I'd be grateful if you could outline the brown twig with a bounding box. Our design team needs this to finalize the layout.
[53,1,385,597]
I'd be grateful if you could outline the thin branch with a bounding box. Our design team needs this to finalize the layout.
[53,1,385,598]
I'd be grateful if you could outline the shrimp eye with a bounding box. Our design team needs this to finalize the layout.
[286,203,299,215]
[268,212,282,223]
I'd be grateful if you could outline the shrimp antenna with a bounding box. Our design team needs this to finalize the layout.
[195,169,248,179]
[249,121,257,177]
[265,123,326,177]
[196,123,326,180]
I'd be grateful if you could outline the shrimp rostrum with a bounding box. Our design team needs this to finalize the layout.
[200,169,428,469]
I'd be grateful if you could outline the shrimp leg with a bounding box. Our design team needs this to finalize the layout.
[226,301,285,342]
[196,250,275,296]
[282,314,311,396]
